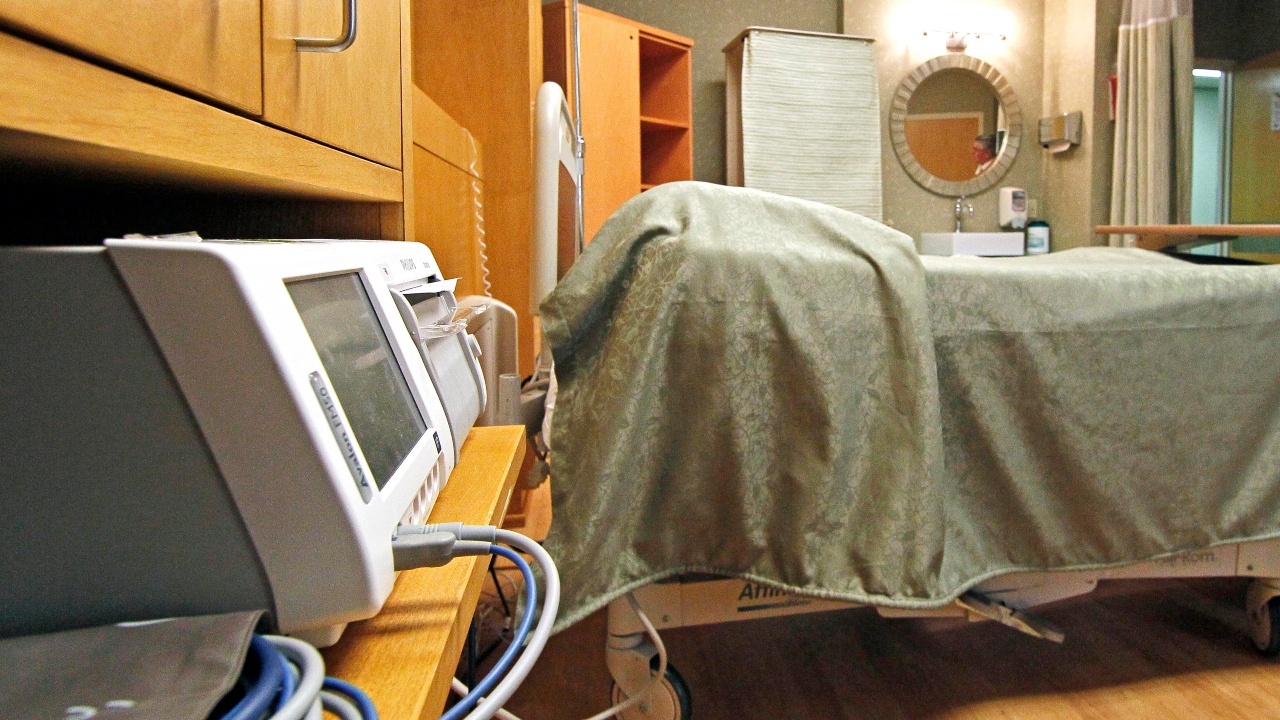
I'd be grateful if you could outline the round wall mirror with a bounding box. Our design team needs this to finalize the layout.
[889,54,1022,197]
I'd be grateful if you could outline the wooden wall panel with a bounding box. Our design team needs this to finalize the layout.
[413,0,542,376]
[413,146,486,297]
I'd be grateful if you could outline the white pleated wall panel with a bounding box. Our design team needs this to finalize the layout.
[733,30,882,222]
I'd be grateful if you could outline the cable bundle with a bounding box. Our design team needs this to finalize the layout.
[219,635,377,720]
[216,523,563,720]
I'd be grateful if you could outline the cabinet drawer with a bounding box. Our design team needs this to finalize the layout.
[0,0,262,113]
[263,0,402,168]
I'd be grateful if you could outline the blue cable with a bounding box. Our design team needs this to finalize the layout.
[323,676,380,720]
[218,547,527,720]
[274,638,296,711]
[439,545,536,720]
[221,635,285,720]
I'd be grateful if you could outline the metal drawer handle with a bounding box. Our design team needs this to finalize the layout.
[294,0,357,52]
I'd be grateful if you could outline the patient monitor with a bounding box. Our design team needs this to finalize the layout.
[0,239,484,645]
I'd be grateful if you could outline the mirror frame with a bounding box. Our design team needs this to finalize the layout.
[889,54,1023,197]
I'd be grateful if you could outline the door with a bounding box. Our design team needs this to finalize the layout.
[263,0,403,168]
[1231,62,1280,224]
[1226,60,1280,260]
[903,113,983,182]
[0,0,261,113]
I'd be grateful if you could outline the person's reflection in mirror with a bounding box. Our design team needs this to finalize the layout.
[972,134,997,175]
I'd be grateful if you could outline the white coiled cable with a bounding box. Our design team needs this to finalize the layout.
[466,132,492,297]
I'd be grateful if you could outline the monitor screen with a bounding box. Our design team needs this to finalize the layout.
[287,272,428,489]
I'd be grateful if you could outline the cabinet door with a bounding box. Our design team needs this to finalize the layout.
[0,0,261,113]
[577,12,641,241]
[263,0,402,168]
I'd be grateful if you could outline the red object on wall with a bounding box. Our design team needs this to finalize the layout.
[1109,74,1118,121]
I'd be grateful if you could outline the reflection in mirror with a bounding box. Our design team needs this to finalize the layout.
[890,54,1022,197]
[904,69,1006,182]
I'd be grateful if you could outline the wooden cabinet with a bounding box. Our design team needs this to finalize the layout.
[412,0,544,376]
[543,1,692,241]
[545,6,640,242]
[638,33,693,190]
[0,0,404,168]
[412,88,488,298]
[263,0,404,168]
[0,0,262,113]
[0,0,415,245]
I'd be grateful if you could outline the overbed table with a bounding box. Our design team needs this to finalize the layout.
[1096,224,1280,251]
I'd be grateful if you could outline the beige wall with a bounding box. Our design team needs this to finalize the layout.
[577,0,1121,252]
[577,0,840,184]
[1040,0,1121,250]
[843,0,1045,244]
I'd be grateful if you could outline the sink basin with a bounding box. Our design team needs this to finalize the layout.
[921,232,1025,257]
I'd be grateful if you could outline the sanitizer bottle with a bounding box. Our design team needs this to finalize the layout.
[1026,220,1050,255]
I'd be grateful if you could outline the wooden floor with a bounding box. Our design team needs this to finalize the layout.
[502,578,1280,719]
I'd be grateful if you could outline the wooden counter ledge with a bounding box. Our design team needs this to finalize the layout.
[322,425,527,720]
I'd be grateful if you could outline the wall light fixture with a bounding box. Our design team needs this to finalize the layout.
[896,2,1014,53]
[922,29,1006,52]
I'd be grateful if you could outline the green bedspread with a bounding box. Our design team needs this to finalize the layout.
[540,182,1280,631]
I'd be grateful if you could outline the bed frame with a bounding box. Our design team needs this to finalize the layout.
[603,538,1280,719]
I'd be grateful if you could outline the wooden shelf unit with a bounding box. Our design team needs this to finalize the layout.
[641,125,692,188]
[640,115,690,131]
[638,29,692,190]
[544,2,692,235]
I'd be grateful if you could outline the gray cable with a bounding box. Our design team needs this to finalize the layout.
[461,529,560,720]
[321,691,363,720]
[263,636,327,720]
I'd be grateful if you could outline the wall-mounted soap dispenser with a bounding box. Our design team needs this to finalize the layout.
[1039,111,1083,153]
[999,187,1027,230]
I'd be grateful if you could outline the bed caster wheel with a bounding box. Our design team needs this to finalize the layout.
[609,660,692,720]
[1248,598,1280,656]
[1247,579,1280,656]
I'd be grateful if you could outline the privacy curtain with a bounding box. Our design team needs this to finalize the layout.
[1109,0,1194,245]
[727,30,883,222]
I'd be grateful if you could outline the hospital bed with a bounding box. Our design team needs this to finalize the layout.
[527,189,1280,717]
[527,89,1280,720]
[575,233,1280,720]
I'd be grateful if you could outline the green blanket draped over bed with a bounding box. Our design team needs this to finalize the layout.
[539,182,1280,631]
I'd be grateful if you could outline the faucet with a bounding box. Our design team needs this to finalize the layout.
[954,196,974,232]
